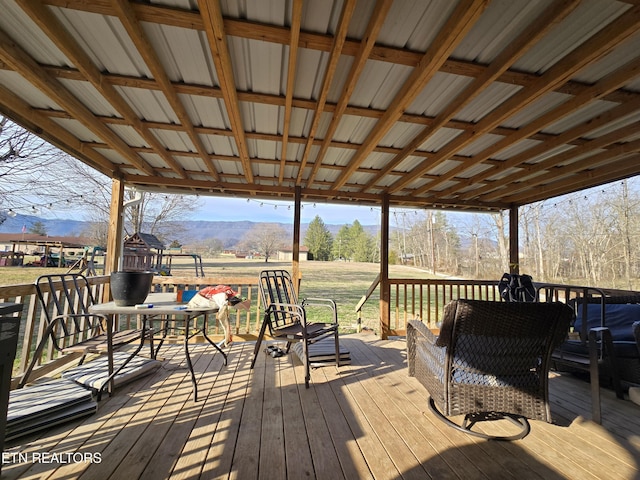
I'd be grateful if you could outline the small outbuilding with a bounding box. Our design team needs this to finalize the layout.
[122,232,165,273]
[277,246,308,262]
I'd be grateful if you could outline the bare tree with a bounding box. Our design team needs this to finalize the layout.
[241,223,287,262]
[0,117,75,219]
[1,119,202,245]
[123,190,200,240]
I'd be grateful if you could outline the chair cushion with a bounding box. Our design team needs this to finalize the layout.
[574,303,640,342]
[559,339,639,358]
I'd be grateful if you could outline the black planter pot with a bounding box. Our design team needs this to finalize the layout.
[110,271,154,306]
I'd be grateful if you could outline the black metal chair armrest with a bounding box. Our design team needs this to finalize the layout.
[302,298,338,324]
[588,327,623,399]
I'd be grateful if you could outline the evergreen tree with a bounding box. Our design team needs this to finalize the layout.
[353,230,376,262]
[29,221,47,236]
[304,215,333,261]
[333,224,353,261]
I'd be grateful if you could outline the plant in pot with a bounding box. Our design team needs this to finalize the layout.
[110,271,155,306]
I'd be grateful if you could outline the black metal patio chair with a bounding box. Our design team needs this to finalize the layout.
[250,270,340,388]
[17,273,148,392]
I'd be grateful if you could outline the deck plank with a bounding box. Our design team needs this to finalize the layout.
[227,343,265,480]
[258,345,286,479]
[3,334,639,480]
[169,343,248,479]
[279,349,317,480]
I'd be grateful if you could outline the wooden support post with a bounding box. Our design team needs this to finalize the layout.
[509,204,519,275]
[105,179,124,301]
[292,186,302,293]
[380,195,390,340]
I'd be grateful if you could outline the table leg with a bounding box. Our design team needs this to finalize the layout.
[202,327,228,366]
[106,315,114,396]
[183,316,199,402]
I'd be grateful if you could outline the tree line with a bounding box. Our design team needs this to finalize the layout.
[305,216,378,262]
[5,117,640,289]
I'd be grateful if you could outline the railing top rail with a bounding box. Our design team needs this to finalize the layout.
[152,276,257,285]
[388,278,498,286]
[355,273,381,312]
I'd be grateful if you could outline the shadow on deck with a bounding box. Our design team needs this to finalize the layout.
[3,334,640,479]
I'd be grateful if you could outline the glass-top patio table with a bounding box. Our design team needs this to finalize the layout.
[90,292,227,401]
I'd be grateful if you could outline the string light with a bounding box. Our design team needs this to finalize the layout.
[0,192,99,216]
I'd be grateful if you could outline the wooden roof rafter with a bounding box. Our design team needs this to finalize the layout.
[0,26,155,176]
[390,4,640,196]
[500,150,640,206]
[484,134,640,203]
[110,0,220,182]
[305,0,394,187]
[198,0,253,184]
[451,77,640,202]
[0,83,117,176]
[330,0,490,191]
[360,0,582,192]
[295,0,357,186]
[16,0,189,180]
[278,0,302,186]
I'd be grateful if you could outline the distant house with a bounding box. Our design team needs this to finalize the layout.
[277,246,308,261]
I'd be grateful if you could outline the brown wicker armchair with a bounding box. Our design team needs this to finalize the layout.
[408,299,573,440]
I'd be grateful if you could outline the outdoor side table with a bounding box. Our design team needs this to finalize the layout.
[90,293,225,401]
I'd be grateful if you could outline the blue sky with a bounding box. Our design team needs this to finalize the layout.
[193,196,384,225]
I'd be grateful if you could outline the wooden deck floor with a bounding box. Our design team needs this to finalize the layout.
[3,334,640,480]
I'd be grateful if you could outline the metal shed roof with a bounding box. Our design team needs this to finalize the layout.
[1,0,640,212]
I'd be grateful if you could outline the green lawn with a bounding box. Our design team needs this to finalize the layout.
[0,255,437,333]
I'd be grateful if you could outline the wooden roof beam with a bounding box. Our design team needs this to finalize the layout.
[121,173,508,211]
[17,0,188,179]
[0,83,118,176]
[304,0,392,186]
[199,1,253,183]
[480,126,640,203]
[30,64,640,133]
[41,0,640,104]
[451,92,640,201]
[393,4,640,196]
[110,0,220,181]
[330,0,489,191]
[426,52,640,200]
[499,148,640,206]
[0,28,155,176]
[360,0,580,191]
[278,0,302,185]
[295,0,357,185]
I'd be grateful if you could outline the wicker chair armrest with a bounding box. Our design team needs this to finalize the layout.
[407,320,442,375]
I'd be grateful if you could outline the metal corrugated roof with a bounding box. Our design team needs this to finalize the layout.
[1,0,640,212]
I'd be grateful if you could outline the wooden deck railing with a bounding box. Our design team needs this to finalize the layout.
[1,275,262,387]
[360,277,640,337]
[384,278,502,334]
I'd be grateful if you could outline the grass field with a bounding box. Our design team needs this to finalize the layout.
[0,255,436,333]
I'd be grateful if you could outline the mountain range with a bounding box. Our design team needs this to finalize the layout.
[0,213,379,248]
